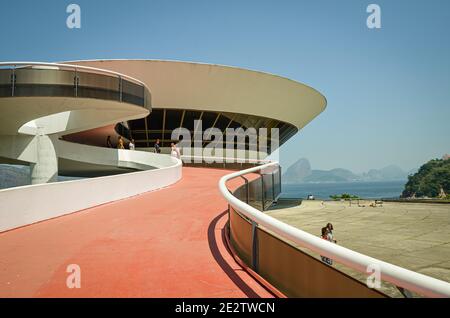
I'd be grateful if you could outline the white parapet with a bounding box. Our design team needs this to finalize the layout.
[0,156,182,232]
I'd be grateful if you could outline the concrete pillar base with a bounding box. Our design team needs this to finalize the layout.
[30,133,58,184]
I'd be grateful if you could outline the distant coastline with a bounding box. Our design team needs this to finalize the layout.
[281,180,406,200]
[283,158,411,184]
[284,179,407,185]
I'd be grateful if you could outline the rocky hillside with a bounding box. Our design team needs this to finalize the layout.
[401,158,450,198]
[282,158,312,183]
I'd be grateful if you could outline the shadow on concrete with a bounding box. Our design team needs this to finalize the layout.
[207,210,261,298]
[266,198,302,211]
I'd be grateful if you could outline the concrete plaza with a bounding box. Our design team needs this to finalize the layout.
[266,200,450,297]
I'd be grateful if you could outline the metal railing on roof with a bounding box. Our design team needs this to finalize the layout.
[0,62,151,108]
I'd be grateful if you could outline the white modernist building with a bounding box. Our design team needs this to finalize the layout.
[1,60,450,298]
[0,60,326,178]
[0,59,325,230]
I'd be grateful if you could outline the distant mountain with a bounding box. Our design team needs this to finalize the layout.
[283,158,312,184]
[361,165,409,181]
[0,165,30,189]
[302,168,360,183]
[328,168,360,181]
[283,159,409,184]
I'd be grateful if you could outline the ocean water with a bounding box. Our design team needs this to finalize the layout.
[281,180,406,200]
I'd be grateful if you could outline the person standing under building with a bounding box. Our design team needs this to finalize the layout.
[170,142,181,159]
[106,135,113,148]
[117,136,125,149]
[154,139,161,154]
[129,139,135,150]
[175,143,181,159]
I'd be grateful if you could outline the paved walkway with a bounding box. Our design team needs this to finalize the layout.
[0,167,272,298]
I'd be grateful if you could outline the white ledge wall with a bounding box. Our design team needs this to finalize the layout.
[0,158,182,232]
[57,140,178,169]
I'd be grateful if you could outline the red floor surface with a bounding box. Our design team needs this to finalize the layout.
[0,167,273,298]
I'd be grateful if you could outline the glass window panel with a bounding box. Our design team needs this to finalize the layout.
[148,109,164,130]
[165,110,183,130]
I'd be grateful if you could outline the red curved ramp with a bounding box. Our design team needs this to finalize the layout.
[0,167,272,298]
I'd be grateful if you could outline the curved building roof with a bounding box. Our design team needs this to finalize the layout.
[64,60,327,131]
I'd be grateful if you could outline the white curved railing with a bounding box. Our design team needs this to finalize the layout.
[0,156,182,233]
[180,155,272,165]
[219,162,450,298]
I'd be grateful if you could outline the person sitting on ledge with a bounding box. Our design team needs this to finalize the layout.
[326,223,337,243]
[320,227,333,266]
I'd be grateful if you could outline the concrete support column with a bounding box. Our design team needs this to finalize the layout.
[30,131,58,184]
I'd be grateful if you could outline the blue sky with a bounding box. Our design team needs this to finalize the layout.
[0,0,449,172]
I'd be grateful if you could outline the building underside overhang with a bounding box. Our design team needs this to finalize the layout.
[63,59,327,154]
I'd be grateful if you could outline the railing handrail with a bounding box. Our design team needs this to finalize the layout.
[0,62,149,91]
[181,155,272,164]
[218,161,450,298]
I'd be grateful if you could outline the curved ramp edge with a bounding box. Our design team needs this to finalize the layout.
[0,158,182,233]
[0,167,273,298]
[56,139,176,170]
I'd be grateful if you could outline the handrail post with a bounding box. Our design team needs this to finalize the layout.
[119,76,123,102]
[227,190,233,242]
[74,68,78,97]
[11,65,15,97]
[272,171,275,202]
[278,165,282,197]
[260,173,265,211]
[227,203,231,239]
[397,286,413,298]
[251,220,259,272]
[239,176,249,204]
[246,179,250,204]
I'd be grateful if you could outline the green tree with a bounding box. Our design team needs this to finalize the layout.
[402,159,450,198]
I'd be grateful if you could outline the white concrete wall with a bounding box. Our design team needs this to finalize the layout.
[0,135,38,164]
[57,140,176,169]
[1,137,177,171]
[0,158,182,232]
